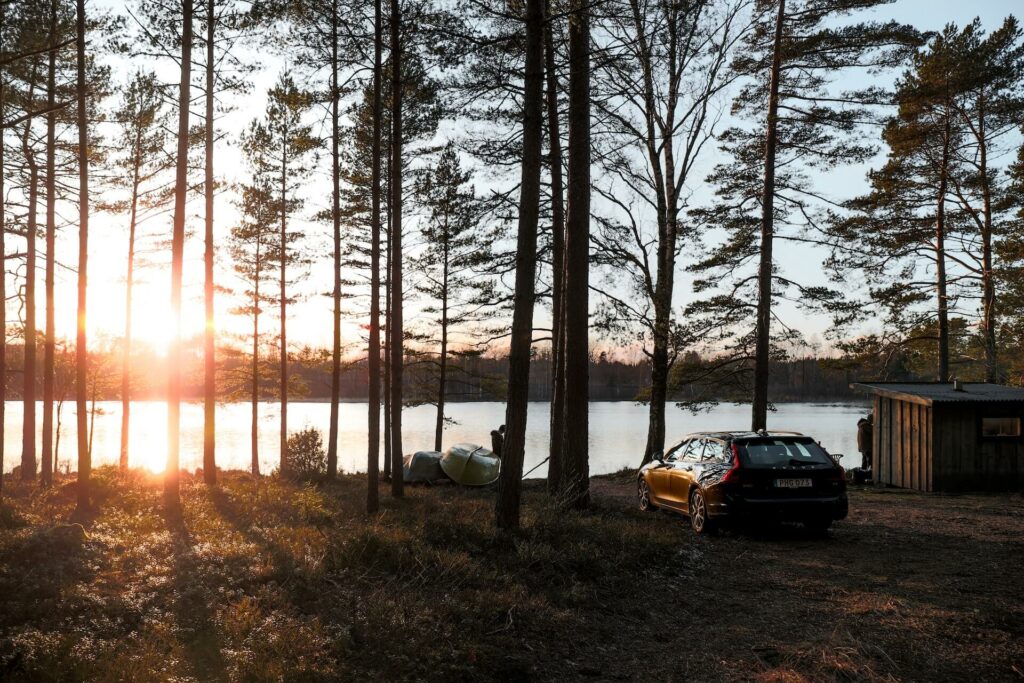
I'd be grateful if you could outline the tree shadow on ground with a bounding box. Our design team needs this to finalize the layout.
[164,505,228,682]
[206,482,330,611]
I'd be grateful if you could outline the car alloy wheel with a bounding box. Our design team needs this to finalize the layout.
[690,490,708,533]
[638,478,654,511]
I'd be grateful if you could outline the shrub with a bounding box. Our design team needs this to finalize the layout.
[285,427,327,481]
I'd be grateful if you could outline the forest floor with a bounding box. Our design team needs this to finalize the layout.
[0,467,1021,682]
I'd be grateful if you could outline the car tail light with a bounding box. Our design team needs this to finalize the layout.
[721,444,743,484]
[824,466,846,483]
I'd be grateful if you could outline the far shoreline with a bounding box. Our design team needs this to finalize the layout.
[2,397,871,406]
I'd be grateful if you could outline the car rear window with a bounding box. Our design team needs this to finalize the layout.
[738,438,834,466]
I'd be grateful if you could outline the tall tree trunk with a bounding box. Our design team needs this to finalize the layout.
[389,0,404,497]
[544,2,567,494]
[751,0,785,432]
[279,140,289,474]
[935,113,951,383]
[560,0,590,509]
[631,0,674,467]
[55,397,63,467]
[203,0,217,485]
[643,357,668,462]
[382,216,392,481]
[367,0,384,513]
[251,267,260,477]
[976,95,997,383]
[42,0,57,487]
[166,0,193,509]
[120,134,142,472]
[0,11,6,499]
[74,0,91,513]
[495,0,544,530]
[22,122,38,483]
[327,0,342,480]
[88,376,96,460]
[434,267,448,452]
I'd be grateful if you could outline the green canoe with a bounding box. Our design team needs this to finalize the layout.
[440,443,500,486]
[403,450,447,483]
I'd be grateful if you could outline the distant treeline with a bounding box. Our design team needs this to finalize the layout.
[1,344,877,404]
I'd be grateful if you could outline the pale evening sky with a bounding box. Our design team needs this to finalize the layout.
[27,0,1023,361]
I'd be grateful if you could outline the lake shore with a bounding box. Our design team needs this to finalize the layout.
[0,468,1019,681]
[3,400,873,477]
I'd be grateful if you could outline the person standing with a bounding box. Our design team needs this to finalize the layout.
[490,424,505,458]
[857,414,873,471]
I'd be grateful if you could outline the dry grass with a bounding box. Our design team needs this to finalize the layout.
[0,467,1021,681]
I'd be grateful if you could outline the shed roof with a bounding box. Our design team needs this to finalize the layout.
[850,382,1024,406]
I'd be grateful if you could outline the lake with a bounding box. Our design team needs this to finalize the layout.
[0,400,870,477]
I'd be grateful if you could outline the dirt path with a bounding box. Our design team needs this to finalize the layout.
[584,475,1024,681]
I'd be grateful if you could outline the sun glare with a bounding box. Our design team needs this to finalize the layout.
[128,404,169,473]
[129,306,177,357]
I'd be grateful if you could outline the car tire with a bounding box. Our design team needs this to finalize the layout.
[637,478,656,512]
[689,489,715,535]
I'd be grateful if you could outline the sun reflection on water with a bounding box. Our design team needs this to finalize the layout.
[2,400,868,477]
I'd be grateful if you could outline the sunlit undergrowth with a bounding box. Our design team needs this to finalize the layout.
[0,467,678,681]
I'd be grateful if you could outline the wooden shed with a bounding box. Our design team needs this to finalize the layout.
[851,382,1024,492]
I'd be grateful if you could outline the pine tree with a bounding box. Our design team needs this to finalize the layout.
[495,0,544,531]
[590,0,747,465]
[20,74,40,483]
[692,0,920,426]
[196,0,256,484]
[240,72,318,474]
[166,0,193,510]
[946,19,1024,382]
[74,0,91,514]
[367,0,384,512]
[1003,143,1024,383]
[41,0,72,488]
[0,0,7,501]
[830,24,976,381]
[388,0,405,498]
[1,0,53,485]
[544,0,566,495]
[339,42,441,489]
[282,0,361,480]
[833,20,1024,383]
[202,0,217,485]
[559,0,590,508]
[106,70,173,472]
[410,144,494,451]
[230,181,279,476]
[2,0,112,491]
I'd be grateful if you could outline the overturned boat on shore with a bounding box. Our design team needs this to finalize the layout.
[403,450,448,483]
[439,443,500,486]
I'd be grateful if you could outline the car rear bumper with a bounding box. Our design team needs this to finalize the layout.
[715,493,848,521]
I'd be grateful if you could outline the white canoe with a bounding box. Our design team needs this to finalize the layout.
[439,443,500,486]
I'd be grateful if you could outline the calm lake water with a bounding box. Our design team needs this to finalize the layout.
[1,400,870,477]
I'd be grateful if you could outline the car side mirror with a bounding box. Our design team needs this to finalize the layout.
[652,452,665,463]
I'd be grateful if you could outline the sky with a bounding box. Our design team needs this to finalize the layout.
[26,0,1024,361]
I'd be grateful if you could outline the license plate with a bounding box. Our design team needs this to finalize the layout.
[775,478,812,488]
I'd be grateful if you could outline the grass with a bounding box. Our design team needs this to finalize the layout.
[0,468,680,681]
[0,467,1021,681]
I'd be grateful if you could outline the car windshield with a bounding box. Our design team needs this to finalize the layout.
[738,438,833,467]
